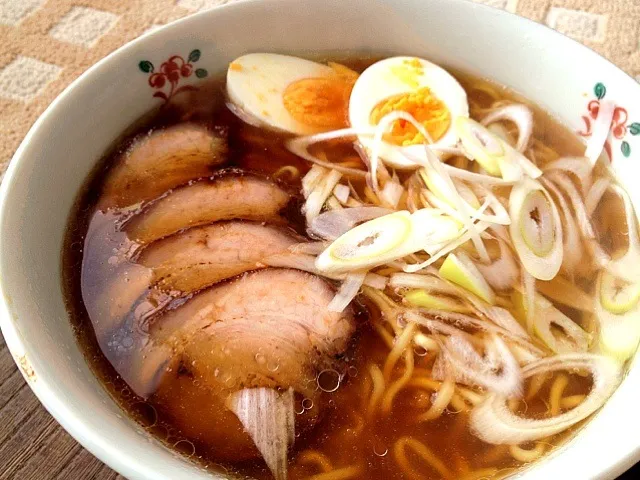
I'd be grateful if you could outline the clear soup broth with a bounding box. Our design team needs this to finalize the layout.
[63,55,634,480]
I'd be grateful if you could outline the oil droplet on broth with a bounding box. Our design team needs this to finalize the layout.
[223,373,236,388]
[373,443,389,457]
[173,439,196,457]
[255,352,266,365]
[267,359,280,372]
[302,398,314,410]
[317,369,342,393]
[131,401,158,428]
[295,400,306,415]
[347,365,358,377]
[148,424,169,440]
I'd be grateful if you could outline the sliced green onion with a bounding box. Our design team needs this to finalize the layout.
[475,238,519,291]
[304,169,342,224]
[302,165,328,198]
[439,334,523,397]
[333,183,351,204]
[470,354,621,444]
[456,116,541,182]
[455,117,504,176]
[605,185,640,284]
[481,104,533,153]
[543,156,592,194]
[403,289,469,313]
[390,272,460,296]
[533,294,591,353]
[402,220,492,273]
[439,252,496,304]
[286,128,369,177]
[228,387,295,480]
[519,190,554,256]
[316,210,461,274]
[541,177,584,273]
[596,270,640,360]
[328,272,366,312]
[509,178,563,280]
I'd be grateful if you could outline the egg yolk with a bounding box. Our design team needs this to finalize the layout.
[370,87,451,146]
[282,63,358,130]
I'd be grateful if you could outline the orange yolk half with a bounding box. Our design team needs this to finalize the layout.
[282,63,358,130]
[370,87,451,146]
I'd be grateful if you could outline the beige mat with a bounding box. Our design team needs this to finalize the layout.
[1,0,639,179]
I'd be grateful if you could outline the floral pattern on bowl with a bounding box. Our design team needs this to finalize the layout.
[578,82,640,161]
[139,49,208,104]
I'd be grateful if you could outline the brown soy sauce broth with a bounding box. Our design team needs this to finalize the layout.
[63,55,607,480]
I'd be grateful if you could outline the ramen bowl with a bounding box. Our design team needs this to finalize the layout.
[0,0,639,478]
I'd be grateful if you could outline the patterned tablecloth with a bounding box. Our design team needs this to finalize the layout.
[0,0,639,479]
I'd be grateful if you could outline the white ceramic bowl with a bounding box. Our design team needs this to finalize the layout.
[1,0,639,478]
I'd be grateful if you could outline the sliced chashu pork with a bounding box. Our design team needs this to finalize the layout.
[138,221,299,293]
[100,123,227,209]
[149,268,354,396]
[124,174,290,244]
[141,268,354,475]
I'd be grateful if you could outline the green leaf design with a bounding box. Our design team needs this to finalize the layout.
[594,82,606,100]
[630,123,640,135]
[195,68,208,78]
[189,49,201,63]
[621,141,631,157]
[139,60,154,73]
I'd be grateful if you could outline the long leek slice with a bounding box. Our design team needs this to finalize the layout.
[470,354,621,444]
[455,117,541,181]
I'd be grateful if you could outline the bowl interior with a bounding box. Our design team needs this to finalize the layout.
[1,1,640,479]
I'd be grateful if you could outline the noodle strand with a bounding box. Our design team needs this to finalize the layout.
[381,348,415,413]
[417,379,455,422]
[366,364,386,418]
[304,465,363,480]
[393,437,453,480]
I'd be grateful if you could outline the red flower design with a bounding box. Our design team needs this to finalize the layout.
[588,100,600,119]
[181,64,193,77]
[611,107,628,139]
[149,72,165,88]
[578,84,635,161]
[140,50,208,105]
[613,124,627,139]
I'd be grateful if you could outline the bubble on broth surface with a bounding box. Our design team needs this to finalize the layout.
[373,443,388,457]
[131,401,158,428]
[266,359,280,372]
[317,369,342,392]
[173,439,197,457]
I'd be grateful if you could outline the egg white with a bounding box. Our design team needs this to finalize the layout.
[349,56,469,169]
[226,53,337,135]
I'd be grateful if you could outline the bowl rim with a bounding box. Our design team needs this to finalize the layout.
[0,0,639,479]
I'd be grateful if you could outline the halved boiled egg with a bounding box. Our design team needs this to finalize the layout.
[226,53,358,135]
[349,56,469,169]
